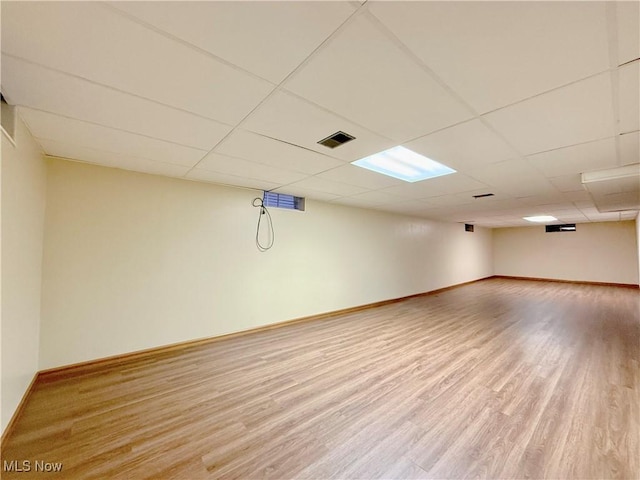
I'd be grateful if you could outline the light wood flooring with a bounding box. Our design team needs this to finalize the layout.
[2,278,639,479]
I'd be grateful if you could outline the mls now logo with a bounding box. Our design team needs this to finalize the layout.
[3,459,63,472]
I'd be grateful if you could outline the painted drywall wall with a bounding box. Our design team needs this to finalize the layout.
[636,212,640,283]
[493,222,639,285]
[40,159,493,369]
[1,117,46,433]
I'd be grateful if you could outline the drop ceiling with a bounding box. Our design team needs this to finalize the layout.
[1,1,638,227]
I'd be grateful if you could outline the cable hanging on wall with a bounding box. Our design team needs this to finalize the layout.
[252,197,274,252]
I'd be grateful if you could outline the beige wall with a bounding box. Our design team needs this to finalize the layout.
[1,117,47,433]
[493,222,639,285]
[39,159,493,369]
[636,213,640,282]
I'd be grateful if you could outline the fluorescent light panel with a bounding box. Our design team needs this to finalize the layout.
[523,215,558,222]
[351,146,456,183]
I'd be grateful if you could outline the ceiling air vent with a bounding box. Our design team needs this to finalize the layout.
[317,131,355,149]
[472,193,494,199]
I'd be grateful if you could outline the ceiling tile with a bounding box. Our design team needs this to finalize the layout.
[2,56,231,150]
[270,186,340,203]
[196,152,307,185]
[422,194,475,207]
[373,199,434,216]
[548,175,586,193]
[621,211,639,220]
[369,1,609,113]
[185,169,280,192]
[215,130,344,175]
[405,119,519,171]
[1,1,272,124]
[283,176,368,197]
[527,137,617,177]
[483,73,615,155]
[284,13,471,141]
[619,131,639,165]
[466,159,559,196]
[315,164,404,190]
[583,211,622,222]
[616,1,640,66]
[38,139,190,178]
[109,1,356,84]
[242,90,396,162]
[20,108,207,167]
[618,61,639,134]
[341,190,406,206]
[382,173,488,199]
[563,190,593,203]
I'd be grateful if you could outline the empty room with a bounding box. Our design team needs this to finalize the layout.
[1,1,639,479]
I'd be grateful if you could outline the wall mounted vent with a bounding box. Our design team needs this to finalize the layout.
[545,224,576,233]
[465,223,474,232]
[317,131,355,149]
[263,191,305,211]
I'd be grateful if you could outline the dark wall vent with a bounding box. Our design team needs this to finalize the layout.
[465,223,474,232]
[317,131,355,149]
[545,224,576,233]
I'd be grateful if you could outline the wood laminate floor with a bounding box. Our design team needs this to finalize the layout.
[2,278,639,479]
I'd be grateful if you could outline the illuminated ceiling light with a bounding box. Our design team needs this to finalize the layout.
[523,215,558,223]
[351,146,456,183]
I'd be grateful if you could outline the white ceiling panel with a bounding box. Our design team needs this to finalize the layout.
[195,152,307,186]
[39,139,191,178]
[1,1,272,125]
[284,176,368,197]
[527,137,617,178]
[483,73,615,155]
[2,56,231,150]
[619,131,640,165]
[621,211,639,220]
[2,1,632,227]
[215,130,344,175]
[185,169,279,192]
[382,173,488,199]
[373,200,434,216]
[284,13,472,142]
[405,119,519,171]
[109,1,356,84]
[422,194,474,207]
[242,91,396,162]
[616,1,640,66]
[20,108,207,168]
[466,159,559,196]
[618,62,640,134]
[271,186,340,203]
[548,175,586,194]
[315,164,404,190]
[340,190,406,206]
[369,1,609,114]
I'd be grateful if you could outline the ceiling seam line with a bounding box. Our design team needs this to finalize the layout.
[16,106,211,153]
[98,1,276,86]
[184,2,371,177]
[2,53,236,127]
